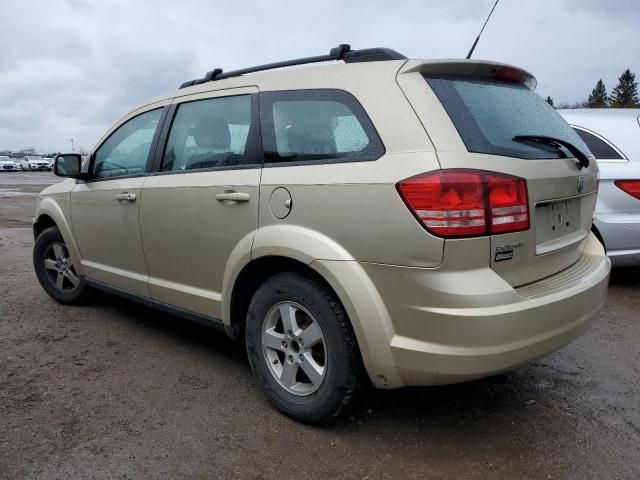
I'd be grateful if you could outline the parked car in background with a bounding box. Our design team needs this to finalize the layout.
[0,156,21,171]
[43,158,54,170]
[32,45,610,422]
[20,156,50,171]
[559,109,640,267]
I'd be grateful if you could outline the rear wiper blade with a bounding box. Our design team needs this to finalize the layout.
[512,135,590,170]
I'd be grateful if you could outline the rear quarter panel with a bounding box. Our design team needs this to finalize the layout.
[254,62,446,267]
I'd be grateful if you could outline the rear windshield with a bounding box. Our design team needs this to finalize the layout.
[426,76,590,160]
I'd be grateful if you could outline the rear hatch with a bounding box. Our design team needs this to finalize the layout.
[397,60,598,286]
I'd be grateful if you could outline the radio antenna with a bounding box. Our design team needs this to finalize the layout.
[466,0,500,59]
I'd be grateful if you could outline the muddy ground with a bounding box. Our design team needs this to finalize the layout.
[0,171,638,479]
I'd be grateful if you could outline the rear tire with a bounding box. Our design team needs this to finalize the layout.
[33,226,92,304]
[245,271,365,423]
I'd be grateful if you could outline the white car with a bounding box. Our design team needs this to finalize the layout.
[20,156,50,171]
[0,156,21,171]
[42,157,54,170]
[559,109,640,267]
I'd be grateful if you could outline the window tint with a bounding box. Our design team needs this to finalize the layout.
[572,128,624,160]
[261,90,383,164]
[426,76,590,160]
[162,95,254,172]
[93,109,162,179]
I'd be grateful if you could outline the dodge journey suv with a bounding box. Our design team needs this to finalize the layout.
[33,45,610,422]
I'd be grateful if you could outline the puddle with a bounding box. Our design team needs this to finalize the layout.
[0,190,37,197]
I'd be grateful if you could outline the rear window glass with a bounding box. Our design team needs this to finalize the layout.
[572,128,624,160]
[426,76,590,160]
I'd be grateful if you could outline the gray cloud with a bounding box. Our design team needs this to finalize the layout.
[0,0,638,152]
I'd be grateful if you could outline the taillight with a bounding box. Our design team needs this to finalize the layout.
[487,174,529,233]
[396,169,530,238]
[615,180,640,200]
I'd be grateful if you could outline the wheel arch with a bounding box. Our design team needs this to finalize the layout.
[222,224,356,333]
[226,255,334,339]
[33,200,84,276]
[219,224,399,387]
[224,253,399,388]
[33,213,57,238]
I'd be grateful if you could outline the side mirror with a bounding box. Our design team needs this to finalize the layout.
[53,154,83,178]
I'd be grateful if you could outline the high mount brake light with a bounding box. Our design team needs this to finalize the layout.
[614,180,640,200]
[493,66,537,89]
[396,169,530,238]
[494,66,524,84]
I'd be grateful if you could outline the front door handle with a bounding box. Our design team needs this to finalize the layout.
[215,192,250,203]
[115,193,136,202]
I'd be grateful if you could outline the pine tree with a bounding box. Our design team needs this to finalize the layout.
[610,69,639,107]
[586,79,608,108]
[545,96,554,107]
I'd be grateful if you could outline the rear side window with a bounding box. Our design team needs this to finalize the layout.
[260,89,384,164]
[161,95,259,172]
[571,127,624,160]
[426,76,590,160]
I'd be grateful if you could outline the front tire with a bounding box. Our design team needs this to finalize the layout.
[245,272,365,423]
[33,226,92,304]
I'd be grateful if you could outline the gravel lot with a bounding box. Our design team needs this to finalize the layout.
[1,171,639,479]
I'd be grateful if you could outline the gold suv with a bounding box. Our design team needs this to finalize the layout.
[33,45,610,422]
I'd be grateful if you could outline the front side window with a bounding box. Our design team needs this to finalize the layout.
[572,127,624,160]
[261,89,384,164]
[426,76,590,160]
[93,108,162,179]
[161,95,255,172]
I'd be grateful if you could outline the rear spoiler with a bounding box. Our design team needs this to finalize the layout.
[399,59,537,90]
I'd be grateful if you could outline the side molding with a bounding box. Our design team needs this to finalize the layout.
[84,277,226,331]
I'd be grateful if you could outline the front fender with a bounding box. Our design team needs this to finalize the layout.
[34,194,84,276]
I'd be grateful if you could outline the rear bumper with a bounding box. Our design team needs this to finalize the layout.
[357,233,610,388]
[594,213,640,267]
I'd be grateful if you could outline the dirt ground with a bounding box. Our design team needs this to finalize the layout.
[1,171,638,479]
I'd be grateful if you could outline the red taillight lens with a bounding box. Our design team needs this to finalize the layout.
[614,180,640,200]
[396,171,486,237]
[396,169,529,238]
[487,174,529,233]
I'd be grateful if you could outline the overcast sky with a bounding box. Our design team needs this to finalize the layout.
[0,0,638,153]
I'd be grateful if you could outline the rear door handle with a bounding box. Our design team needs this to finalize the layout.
[215,192,250,203]
[115,193,136,202]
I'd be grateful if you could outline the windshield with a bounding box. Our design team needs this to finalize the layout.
[425,76,590,160]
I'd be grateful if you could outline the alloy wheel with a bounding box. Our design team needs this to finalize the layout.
[43,242,80,293]
[262,301,327,396]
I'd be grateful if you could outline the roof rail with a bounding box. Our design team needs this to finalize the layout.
[178,44,407,89]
